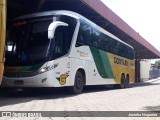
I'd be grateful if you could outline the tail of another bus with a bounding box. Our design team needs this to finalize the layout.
[0,0,6,84]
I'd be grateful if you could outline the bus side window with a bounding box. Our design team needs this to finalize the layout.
[53,26,66,55]
[76,35,84,47]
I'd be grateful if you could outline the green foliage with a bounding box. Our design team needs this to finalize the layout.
[155,60,160,68]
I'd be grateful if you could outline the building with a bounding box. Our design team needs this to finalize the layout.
[150,63,160,79]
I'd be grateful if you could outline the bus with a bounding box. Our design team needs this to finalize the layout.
[2,10,135,94]
[0,0,6,85]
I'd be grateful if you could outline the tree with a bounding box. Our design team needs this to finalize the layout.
[155,60,160,68]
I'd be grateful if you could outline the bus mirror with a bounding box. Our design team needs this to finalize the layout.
[48,21,68,39]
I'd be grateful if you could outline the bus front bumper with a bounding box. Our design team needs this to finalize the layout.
[1,71,58,87]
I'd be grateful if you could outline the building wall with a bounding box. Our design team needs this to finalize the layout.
[140,60,151,81]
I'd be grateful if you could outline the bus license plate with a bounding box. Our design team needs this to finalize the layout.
[14,80,24,85]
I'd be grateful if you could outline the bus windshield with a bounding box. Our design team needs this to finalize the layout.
[5,15,77,66]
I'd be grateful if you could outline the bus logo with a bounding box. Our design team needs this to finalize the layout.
[114,57,128,66]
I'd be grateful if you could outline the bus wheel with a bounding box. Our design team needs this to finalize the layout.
[125,75,129,88]
[70,71,84,94]
[119,74,125,89]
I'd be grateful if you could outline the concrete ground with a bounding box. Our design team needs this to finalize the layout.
[0,78,160,120]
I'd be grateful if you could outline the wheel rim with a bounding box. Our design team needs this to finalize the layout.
[75,76,83,89]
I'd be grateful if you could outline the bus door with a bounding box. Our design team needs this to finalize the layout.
[52,25,71,86]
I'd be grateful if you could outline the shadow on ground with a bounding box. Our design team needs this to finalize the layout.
[0,80,159,107]
[143,105,160,111]
[128,80,160,88]
[0,86,114,107]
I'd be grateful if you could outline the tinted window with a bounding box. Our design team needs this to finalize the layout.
[5,15,77,66]
[49,15,77,60]
[76,20,134,60]
[5,19,52,66]
[27,20,52,62]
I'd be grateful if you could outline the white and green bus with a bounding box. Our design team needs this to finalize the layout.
[3,10,135,94]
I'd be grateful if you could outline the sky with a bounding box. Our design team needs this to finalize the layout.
[101,0,160,62]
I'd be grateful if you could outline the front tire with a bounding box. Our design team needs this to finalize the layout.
[70,71,84,94]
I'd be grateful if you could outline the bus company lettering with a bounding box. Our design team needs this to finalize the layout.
[77,50,88,57]
[114,57,128,66]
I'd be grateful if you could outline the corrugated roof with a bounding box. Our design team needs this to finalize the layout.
[81,0,160,59]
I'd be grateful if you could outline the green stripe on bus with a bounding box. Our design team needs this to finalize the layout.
[30,63,44,71]
[90,47,108,78]
[99,50,114,78]
[90,47,114,79]
[20,66,32,71]
[18,63,44,72]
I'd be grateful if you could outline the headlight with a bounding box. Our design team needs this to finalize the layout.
[38,67,48,73]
